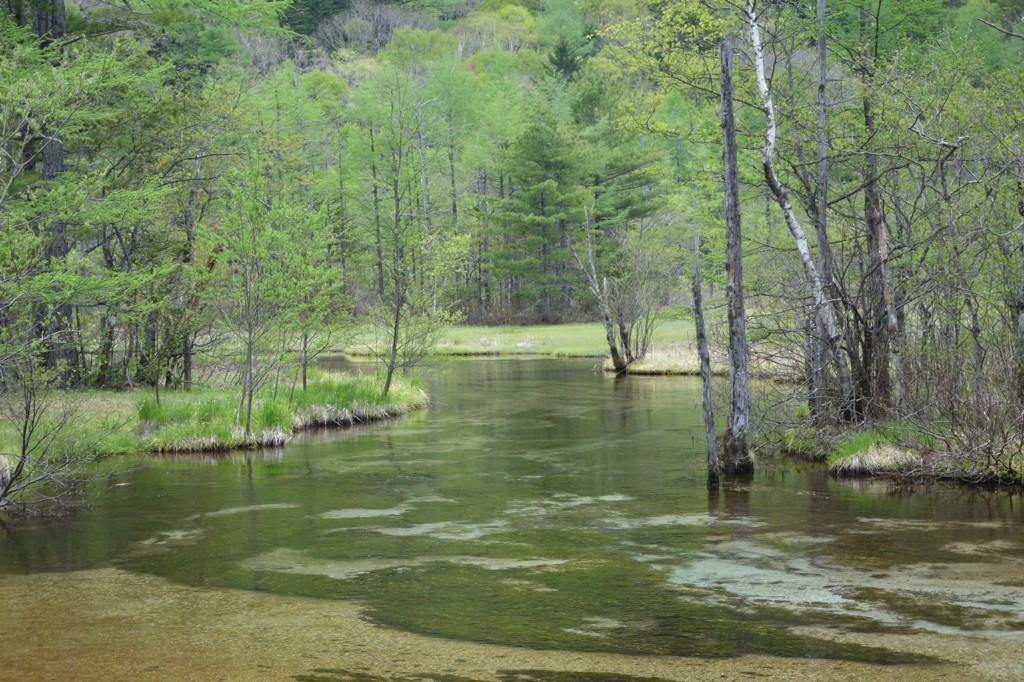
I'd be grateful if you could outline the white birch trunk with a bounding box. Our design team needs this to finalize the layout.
[746,0,855,417]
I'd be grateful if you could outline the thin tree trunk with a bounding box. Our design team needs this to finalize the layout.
[370,128,385,298]
[412,60,433,235]
[448,145,458,226]
[571,211,627,373]
[863,93,892,419]
[1017,214,1024,405]
[810,0,831,419]
[301,331,309,391]
[244,326,255,438]
[558,218,571,316]
[1015,141,1024,405]
[720,39,751,473]
[967,296,986,406]
[693,230,718,485]
[383,287,403,397]
[746,0,854,420]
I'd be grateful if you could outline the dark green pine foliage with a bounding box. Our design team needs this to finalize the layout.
[588,133,666,275]
[496,111,583,323]
[283,0,351,35]
[547,35,582,81]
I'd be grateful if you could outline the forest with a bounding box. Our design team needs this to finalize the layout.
[3,0,1024,507]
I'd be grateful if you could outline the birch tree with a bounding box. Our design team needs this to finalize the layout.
[743,0,855,421]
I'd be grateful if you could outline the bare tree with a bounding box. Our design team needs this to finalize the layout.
[693,228,718,485]
[720,38,752,473]
[744,0,854,420]
[0,356,98,516]
[571,207,628,373]
[314,1,434,54]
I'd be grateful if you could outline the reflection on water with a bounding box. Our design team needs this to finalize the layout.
[2,358,1024,677]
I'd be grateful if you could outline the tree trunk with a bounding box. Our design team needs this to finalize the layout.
[720,39,751,473]
[810,0,831,420]
[31,0,65,43]
[571,213,627,373]
[31,0,79,387]
[746,0,854,420]
[693,230,718,485]
[863,94,892,419]
[559,217,571,315]
[382,287,403,398]
[412,61,433,235]
[301,331,310,391]
[244,326,255,438]
[1015,142,1024,406]
[1017,214,1024,406]
[370,128,385,298]
[97,313,116,389]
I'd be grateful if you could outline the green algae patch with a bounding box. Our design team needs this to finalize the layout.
[355,548,932,665]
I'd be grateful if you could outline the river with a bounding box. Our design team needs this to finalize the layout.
[2,358,1023,680]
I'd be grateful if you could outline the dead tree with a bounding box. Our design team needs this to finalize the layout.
[720,39,752,473]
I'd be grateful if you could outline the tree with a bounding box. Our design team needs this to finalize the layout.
[209,150,297,439]
[349,61,464,396]
[719,38,751,473]
[0,343,100,515]
[743,0,854,420]
[572,205,629,372]
[693,228,718,485]
[496,107,583,322]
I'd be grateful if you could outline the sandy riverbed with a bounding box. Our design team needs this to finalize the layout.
[3,568,1018,681]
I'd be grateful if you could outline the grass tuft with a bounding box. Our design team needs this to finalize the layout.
[827,429,888,467]
[829,443,922,477]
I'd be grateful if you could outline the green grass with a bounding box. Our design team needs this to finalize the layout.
[0,371,426,458]
[427,320,696,359]
[136,370,426,452]
[340,319,709,374]
[827,429,888,467]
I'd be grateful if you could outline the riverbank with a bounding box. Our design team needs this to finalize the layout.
[784,424,1023,486]
[0,370,427,459]
[349,321,704,368]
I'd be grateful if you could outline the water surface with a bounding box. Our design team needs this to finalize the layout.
[2,359,1023,680]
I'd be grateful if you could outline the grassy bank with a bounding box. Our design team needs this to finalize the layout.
[784,422,1023,485]
[0,370,427,458]
[430,321,727,376]
[345,321,699,364]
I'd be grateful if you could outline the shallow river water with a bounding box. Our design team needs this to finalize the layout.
[2,358,1024,681]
